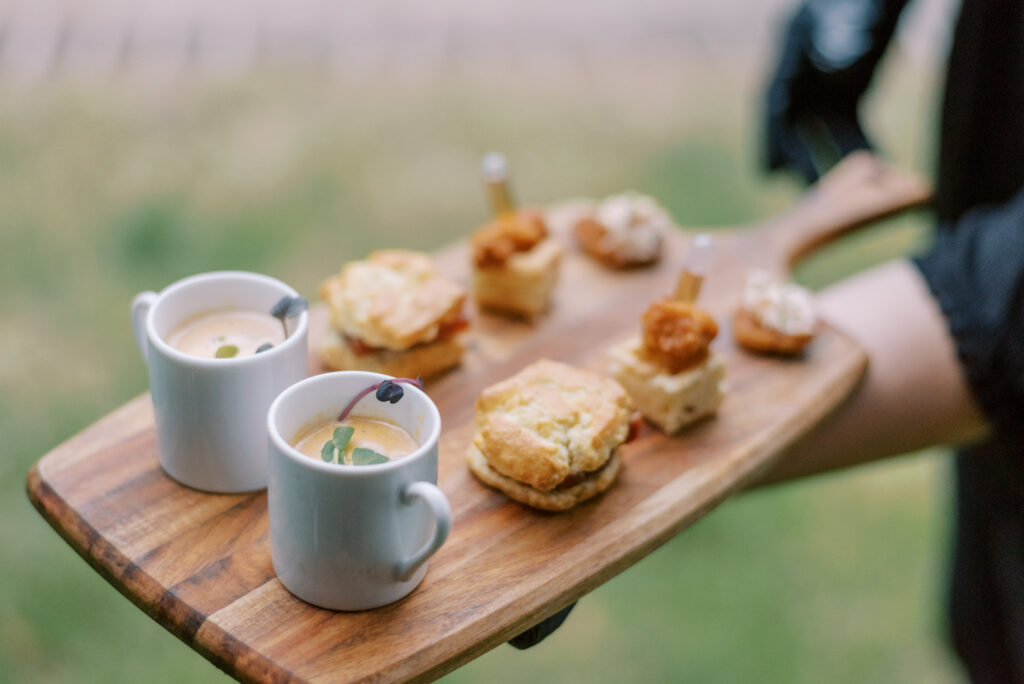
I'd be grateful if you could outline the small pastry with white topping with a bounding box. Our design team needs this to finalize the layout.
[733,270,817,356]
[574,191,668,268]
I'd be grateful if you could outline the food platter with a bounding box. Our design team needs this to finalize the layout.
[27,153,928,683]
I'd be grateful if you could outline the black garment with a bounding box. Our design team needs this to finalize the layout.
[936,0,1024,225]
[913,0,1024,680]
[763,0,909,182]
[916,190,1024,682]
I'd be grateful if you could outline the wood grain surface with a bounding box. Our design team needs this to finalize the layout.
[27,152,929,683]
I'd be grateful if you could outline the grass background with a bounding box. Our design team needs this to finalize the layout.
[0,39,964,683]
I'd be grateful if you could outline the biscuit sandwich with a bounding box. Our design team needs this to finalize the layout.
[319,250,468,378]
[733,269,817,355]
[467,359,638,511]
[574,191,668,268]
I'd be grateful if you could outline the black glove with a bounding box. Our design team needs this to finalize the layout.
[764,0,910,183]
[507,602,576,650]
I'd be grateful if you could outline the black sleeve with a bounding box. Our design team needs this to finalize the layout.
[913,186,1024,444]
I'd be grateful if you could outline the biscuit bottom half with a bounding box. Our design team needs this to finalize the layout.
[608,335,725,434]
[320,329,465,379]
[467,445,622,511]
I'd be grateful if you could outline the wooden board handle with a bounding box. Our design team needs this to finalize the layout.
[758,151,932,271]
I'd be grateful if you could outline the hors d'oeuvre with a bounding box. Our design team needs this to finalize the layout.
[471,153,562,318]
[608,299,725,434]
[733,270,817,356]
[319,250,468,378]
[608,234,725,433]
[467,359,638,511]
[573,191,668,268]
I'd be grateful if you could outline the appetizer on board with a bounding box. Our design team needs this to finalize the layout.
[608,234,726,433]
[573,191,668,268]
[471,153,562,318]
[467,359,637,511]
[733,269,817,355]
[319,250,468,378]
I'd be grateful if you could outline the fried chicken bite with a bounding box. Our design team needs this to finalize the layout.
[639,298,718,374]
[471,211,548,268]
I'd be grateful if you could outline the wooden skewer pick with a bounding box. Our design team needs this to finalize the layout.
[481,152,516,218]
[675,233,713,303]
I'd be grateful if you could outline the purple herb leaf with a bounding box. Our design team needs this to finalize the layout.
[271,295,308,320]
[270,295,308,339]
[375,380,404,404]
[337,377,426,421]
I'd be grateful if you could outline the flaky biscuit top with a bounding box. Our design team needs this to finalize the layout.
[319,250,466,351]
[473,359,633,492]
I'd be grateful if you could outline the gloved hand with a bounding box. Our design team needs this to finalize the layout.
[764,0,910,183]
[507,602,576,650]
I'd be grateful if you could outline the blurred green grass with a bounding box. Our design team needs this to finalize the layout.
[1,57,962,683]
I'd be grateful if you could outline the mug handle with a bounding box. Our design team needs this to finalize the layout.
[394,481,452,582]
[130,291,158,366]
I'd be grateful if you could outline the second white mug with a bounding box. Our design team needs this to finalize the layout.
[267,371,451,611]
[131,271,309,493]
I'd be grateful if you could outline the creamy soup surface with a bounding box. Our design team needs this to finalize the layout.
[166,309,284,359]
[293,416,419,464]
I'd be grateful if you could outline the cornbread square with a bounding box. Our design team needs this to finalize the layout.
[472,238,562,317]
[320,328,465,379]
[607,335,725,434]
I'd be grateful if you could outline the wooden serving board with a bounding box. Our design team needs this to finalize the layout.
[27,153,928,683]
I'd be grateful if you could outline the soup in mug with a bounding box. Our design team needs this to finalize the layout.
[293,416,419,465]
[167,309,284,359]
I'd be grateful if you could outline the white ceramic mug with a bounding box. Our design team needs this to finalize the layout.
[131,271,308,493]
[267,371,451,611]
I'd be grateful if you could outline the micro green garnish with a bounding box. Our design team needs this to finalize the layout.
[255,342,274,354]
[215,344,239,358]
[321,377,423,465]
[336,377,424,422]
[351,448,389,465]
[320,426,389,466]
[270,295,308,339]
[321,426,354,464]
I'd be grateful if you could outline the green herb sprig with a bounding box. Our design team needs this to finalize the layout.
[320,377,424,466]
[321,426,354,464]
[320,426,390,466]
[215,344,239,358]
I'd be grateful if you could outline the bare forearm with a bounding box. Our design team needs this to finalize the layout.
[757,259,988,485]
